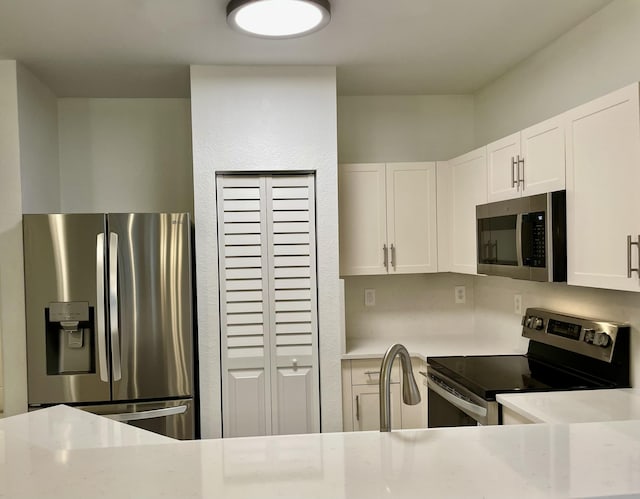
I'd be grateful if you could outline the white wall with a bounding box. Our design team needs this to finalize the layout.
[475,0,640,145]
[58,98,193,214]
[190,65,341,437]
[472,0,640,385]
[338,95,475,163]
[17,64,61,213]
[0,61,28,415]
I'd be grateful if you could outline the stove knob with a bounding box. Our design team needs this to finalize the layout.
[533,317,544,330]
[583,328,595,343]
[593,332,610,348]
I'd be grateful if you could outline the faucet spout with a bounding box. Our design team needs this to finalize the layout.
[379,343,421,432]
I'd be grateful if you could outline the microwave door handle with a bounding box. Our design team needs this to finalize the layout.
[96,233,109,382]
[109,232,122,381]
[516,213,524,266]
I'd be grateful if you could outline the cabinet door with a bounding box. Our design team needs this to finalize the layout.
[352,383,402,431]
[521,115,565,196]
[386,162,438,273]
[450,147,488,274]
[565,84,640,291]
[338,164,388,275]
[487,132,520,202]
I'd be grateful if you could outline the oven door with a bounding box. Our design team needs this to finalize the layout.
[426,368,499,427]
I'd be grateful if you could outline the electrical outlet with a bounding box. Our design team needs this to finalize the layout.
[364,289,376,307]
[455,286,466,304]
[514,294,522,315]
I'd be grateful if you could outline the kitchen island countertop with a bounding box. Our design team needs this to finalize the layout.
[497,388,640,424]
[1,405,639,498]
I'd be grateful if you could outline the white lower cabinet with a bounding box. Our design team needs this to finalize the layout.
[342,358,427,431]
[352,383,402,431]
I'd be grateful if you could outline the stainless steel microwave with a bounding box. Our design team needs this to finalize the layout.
[476,191,566,282]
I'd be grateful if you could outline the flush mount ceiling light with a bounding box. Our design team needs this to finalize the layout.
[226,0,331,39]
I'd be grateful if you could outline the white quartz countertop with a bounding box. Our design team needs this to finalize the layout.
[497,388,640,424]
[2,405,640,498]
[343,334,525,361]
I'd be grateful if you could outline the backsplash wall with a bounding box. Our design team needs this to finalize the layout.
[344,273,475,342]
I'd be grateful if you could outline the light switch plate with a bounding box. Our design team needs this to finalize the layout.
[455,286,466,304]
[364,289,376,307]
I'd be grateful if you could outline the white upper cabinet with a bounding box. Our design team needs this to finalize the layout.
[487,115,565,202]
[338,162,438,276]
[445,147,488,275]
[565,83,640,292]
[338,163,387,275]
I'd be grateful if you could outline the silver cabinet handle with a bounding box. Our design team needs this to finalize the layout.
[355,395,360,422]
[109,232,122,381]
[427,376,487,418]
[517,155,525,191]
[627,235,640,279]
[390,243,396,270]
[96,233,109,382]
[511,156,517,188]
[383,244,388,269]
[364,370,379,376]
[102,405,187,422]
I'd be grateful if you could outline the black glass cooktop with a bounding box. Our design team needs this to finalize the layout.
[426,354,612,400]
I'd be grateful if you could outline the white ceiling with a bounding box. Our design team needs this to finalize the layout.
[0,0,612,97]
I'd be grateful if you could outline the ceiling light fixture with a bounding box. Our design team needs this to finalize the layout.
[226,0,331,39]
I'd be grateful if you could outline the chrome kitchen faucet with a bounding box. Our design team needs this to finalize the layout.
[379,343,421,432]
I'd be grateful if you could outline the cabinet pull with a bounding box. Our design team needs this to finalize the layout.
[627,235,640,279]
[517,156,525,190]
[364,370,379,376]
[390,243,396,270]
[511,156,518,188]
[355,395,360,421]
[383,244,388,269]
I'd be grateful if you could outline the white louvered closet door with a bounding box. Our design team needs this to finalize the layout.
[217,174,319,438]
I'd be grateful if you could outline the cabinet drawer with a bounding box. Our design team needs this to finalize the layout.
[350,359,400,385]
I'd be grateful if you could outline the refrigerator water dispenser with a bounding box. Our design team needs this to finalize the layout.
[46,301,95,375]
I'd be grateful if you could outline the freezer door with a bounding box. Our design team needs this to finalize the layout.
[107,213,193,401]
[80,398,195,440]
[23,214,111,404]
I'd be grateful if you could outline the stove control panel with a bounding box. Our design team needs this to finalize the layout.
[521,308,628,363]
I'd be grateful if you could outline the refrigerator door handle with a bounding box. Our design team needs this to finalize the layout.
[96,233,109,382]
[102,405,188,422]
[109,232,122,381]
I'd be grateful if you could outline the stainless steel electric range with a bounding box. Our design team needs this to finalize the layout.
[426,308,631,427]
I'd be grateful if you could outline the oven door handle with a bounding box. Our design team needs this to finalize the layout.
[427,376,487,418]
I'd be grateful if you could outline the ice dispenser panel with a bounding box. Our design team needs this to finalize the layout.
[46,301,95,375]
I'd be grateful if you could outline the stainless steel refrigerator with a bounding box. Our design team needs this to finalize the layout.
[23,213,195,439]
